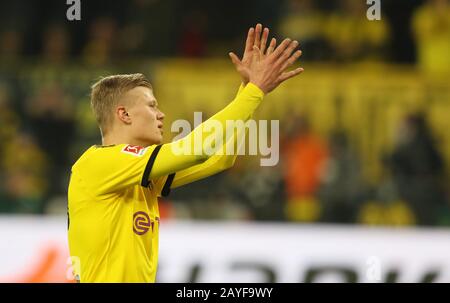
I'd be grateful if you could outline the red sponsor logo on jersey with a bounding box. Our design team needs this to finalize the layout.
[122,145,147,157]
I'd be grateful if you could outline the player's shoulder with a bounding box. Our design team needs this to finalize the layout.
[72,144,122,170]
[72,144,157,170]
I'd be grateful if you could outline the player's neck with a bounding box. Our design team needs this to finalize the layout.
[102,132,128,146]
[102,133,150,147]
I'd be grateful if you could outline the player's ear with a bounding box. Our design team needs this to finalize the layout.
[117,106,132,124]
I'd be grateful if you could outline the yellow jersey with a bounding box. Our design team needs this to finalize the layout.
[68,144,172,282]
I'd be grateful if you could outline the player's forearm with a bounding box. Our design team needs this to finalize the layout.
[207,82,261,123]
[170,154,226,189]
[207,112,253,170]
[148,83,263,179]
[175,82,263,156]
[170,113,251,188]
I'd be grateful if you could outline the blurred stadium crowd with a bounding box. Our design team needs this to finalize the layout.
[0,0,449,227]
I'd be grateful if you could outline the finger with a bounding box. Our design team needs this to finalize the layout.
[252,45,262,62]
[280,50,302,72]
[278,67,304,83]
[266,38,276,56]
[229,52,242,67]
[260,27,269,54]
[275,40,299,67]
[244,27,255,54]
[270,38,292,59]
[254,23,262,48]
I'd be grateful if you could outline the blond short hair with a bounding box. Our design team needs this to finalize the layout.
[90,73,152,135]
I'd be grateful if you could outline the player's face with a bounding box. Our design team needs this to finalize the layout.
[126,86,165,146]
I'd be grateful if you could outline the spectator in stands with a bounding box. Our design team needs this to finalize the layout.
[0,83,21,213]
[318,131,366,224]
[278,0,330,61]
[24,83,75,198]
[281,114,328,222]
[412,0,450,75]
[0,83,20,144]
[41,24,71,66]
[82,17,118,66]
[178,10,208,57]
[119,0,178,56]
[324,0,390,62]
[386,113,448,226]
[0,133,48,213]
[0,29,23,66]
[226,157,286,221]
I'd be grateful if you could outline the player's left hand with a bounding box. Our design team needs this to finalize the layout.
[229,23,276,85]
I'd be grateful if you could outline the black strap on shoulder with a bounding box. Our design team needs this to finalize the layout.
[161,173,176,197]
[141,144,163,187]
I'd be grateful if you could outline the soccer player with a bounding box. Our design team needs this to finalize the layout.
[68,24,303,282]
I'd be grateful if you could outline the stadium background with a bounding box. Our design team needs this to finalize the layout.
[0,0,449,282]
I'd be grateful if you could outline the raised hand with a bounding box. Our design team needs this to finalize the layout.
[229,24,303,94]
[249,38,302,94]
[229,23,276,85]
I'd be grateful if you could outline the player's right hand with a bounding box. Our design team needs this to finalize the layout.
[229,23,276,86]
[249,37,304,94]
[229,24,304,94]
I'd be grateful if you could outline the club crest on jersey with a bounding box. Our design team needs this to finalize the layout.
[121,145,148,157]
